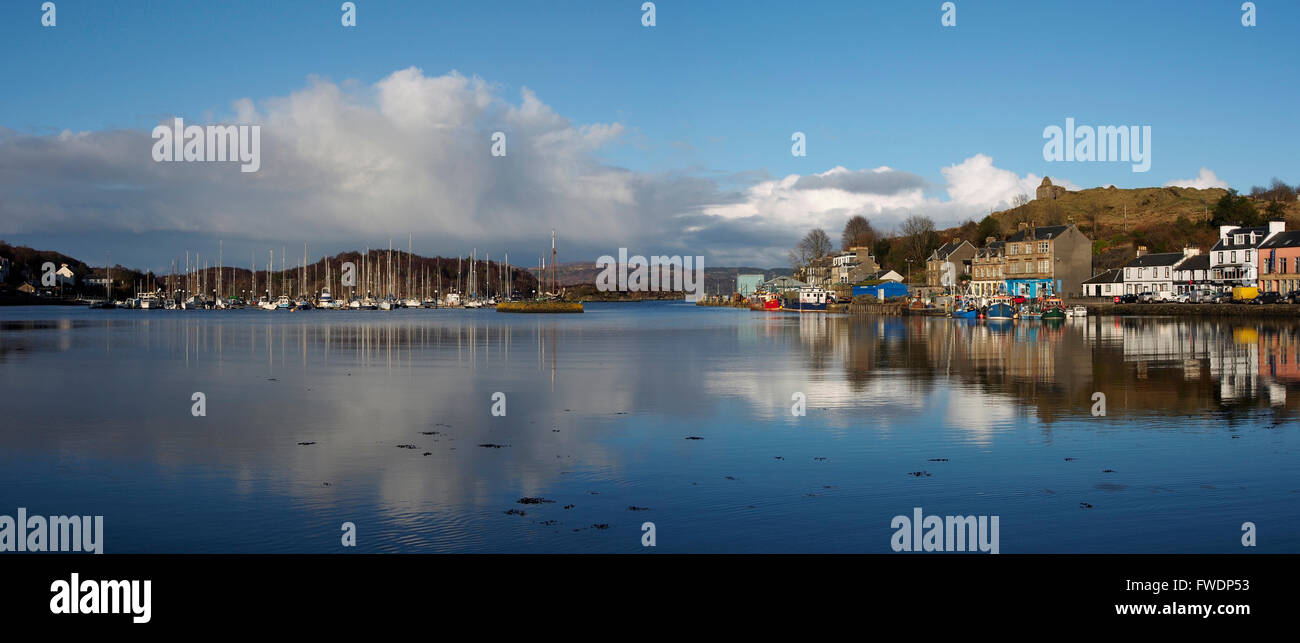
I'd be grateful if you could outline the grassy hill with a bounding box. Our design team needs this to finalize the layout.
[936,184,1300,272]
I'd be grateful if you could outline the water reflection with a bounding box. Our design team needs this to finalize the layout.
[1,305,1297,552]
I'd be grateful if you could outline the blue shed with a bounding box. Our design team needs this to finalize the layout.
[853,281,909,299]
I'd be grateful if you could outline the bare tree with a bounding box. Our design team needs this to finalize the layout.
[900,215,938,265]
[789,228,833,268]
[1012,193,1030,208]
[841,215,875,250]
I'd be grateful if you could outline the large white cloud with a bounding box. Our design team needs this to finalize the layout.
[1163,167,1228,190]
[0,67,1077,269]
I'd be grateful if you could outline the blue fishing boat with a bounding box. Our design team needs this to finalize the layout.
[986,296,1015,321]
[951,307,980,319]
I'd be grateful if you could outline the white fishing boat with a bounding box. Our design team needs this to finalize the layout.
[443,293,461,307]
[317,287,335,309]
[403,298,420,308]
[1067,305,1088,318]
[137,293,161,309]
[348,298,361,310]
[275,295,292,310]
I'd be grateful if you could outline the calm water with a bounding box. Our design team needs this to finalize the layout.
[1,302,1297,553]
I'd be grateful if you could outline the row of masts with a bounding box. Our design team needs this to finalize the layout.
[152,237,525,302]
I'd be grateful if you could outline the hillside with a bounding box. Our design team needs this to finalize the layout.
[934,183,1300,272]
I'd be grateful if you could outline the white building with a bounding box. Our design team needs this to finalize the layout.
[1210,221,1284,287]
[55,263,76,286]
[1121,249,1190,295]
[1081,269,1122,298]
[1172,253,1212,293]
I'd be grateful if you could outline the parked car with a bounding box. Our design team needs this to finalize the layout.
[1212,291,1234,303]
[1012,295,1027,304]
[1137,292,1155,303]
[1287,292,1300,304]
[1114,294,1139,304]
[1254,292,1283,305]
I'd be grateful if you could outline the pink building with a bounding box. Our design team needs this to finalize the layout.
[1258,230,1300,294]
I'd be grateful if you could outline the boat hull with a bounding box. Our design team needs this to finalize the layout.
[986,302,1015,320]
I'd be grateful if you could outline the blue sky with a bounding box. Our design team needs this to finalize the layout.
[2,1,1297,269]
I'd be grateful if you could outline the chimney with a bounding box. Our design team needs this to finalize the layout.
[985,236,996,245]
[1136,246,1148,257]
[1219,225,1236,242]
[1017,222,1029,231]
[1183,246,1200,257]
[1268,219,1286,239]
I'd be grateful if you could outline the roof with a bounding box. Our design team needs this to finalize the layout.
[1124,252,1185,268]
[1259,231,1300,249]
[765,276,808,288]
[929,240,972,260]
[1175,254,1210,271]
[1004,225,1073,243]
[1083,269,1123,284]
[1211,226,1270,251]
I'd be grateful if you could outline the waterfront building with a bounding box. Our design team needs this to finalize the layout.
[999,223,1092,298]
[970,238,1006,297]
[833,246,880,284]
[1209,221,1284,287]
[54,263,76,286]
[925,240,975,287]
[798,256,833,287]
[1082,269,1123,298]
[1171,253,1212,293]
[1121,248,1194,295]
[1257,230,1300,294]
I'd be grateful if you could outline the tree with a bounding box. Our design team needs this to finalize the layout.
[976,215,1001,241]
[1211,190,1261,227]
[899,215,939,266]
[789,227,833,268]
[841,215,875,250]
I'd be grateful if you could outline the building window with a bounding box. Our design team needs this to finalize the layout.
[1164,267,1169,278]
[1246,250,1252,262]
[1284,258,1289,274]
[1038,242,1049,253]
[1231,251,1237,263]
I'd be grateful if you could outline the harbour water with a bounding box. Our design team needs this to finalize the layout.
[1,302,1296,553]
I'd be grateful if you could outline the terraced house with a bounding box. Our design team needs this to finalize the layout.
[999,223,1092,298]
[1120,248,1199,295]
[970,238,1006,296]
[1258,230,1300,294]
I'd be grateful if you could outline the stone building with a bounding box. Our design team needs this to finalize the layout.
[1035,177,1066,201]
